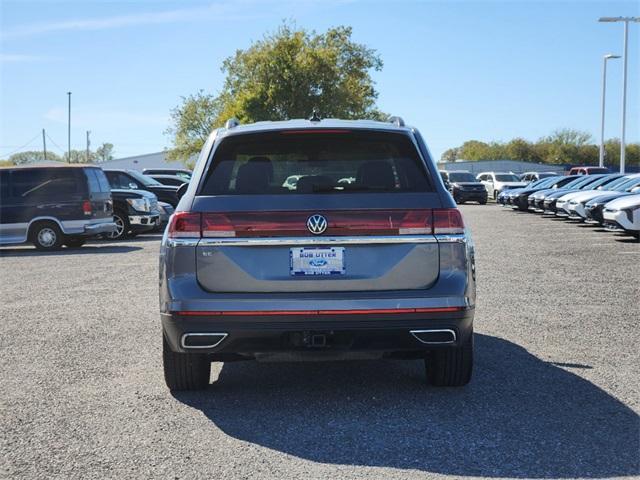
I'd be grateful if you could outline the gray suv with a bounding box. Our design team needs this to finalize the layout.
[160,117,476,391]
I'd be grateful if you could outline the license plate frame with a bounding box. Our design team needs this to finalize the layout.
[290,247,345,276]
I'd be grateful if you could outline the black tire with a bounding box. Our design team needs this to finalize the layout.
[107,212,130,240]
[30,221,63,251]
[163,335,211,391]
[478,198,487,205]
[64,238,86,248]
[493,190,499,200]
[425,331,473,387]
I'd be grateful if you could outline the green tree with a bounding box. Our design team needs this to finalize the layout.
[440,147,460,163]
[8,150,63,165]
[167,24,386,162]
[95,143,115,163]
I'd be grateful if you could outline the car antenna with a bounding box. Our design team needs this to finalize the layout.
[309,108,321,122]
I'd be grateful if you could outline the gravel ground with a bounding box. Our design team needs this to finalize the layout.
[1,205,638,480]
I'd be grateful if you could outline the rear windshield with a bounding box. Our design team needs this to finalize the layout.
[200,130,432,195]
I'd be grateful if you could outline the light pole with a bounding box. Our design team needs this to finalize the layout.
[599,54,620,167]
[67,91,72,163]
[599,17,640,173]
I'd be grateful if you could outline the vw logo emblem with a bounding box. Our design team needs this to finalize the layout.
[306,214,328,235]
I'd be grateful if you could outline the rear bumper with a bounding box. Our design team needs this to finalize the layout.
[162,308,474,356]
[80,221,117,236]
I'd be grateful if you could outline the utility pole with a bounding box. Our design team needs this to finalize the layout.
[599,54,620,167]
[42,128,47,161]
[86,131,91,163]
[67,91,72,163]
[599,16,640,173]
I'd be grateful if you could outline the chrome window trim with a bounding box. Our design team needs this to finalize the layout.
[167,234,467,247]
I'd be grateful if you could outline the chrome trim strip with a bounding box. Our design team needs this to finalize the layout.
[197,235,440,247]
[435,234,466,244]
[166,238,200,247]
[180,333,228,349]
[410,329,457,345]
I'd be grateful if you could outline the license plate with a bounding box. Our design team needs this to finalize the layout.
[290,247,345,276]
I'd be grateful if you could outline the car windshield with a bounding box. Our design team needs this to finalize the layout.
[586,175,621,189]
[495,174,520,182]
[128,170,162,186]
[564,175,599,189]
[577,175,607,189]
[614,177,640,191]
[533,177,560,188]
[200,130,432,195]
[448,172,476,182]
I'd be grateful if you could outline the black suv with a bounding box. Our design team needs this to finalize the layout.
[0,165,116,250]
[439,170,488,204]
[104,169,181,207]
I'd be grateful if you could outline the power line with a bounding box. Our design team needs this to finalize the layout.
[1,133,41,157]
[45,133,66,155]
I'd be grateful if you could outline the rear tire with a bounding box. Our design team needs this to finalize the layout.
[425,331,473,387]
[163,335,211,391]
[478,198,487,205]
[30,221,63,251]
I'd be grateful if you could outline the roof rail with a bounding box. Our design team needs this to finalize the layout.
[224,118,240,129]
[388,116,405,127]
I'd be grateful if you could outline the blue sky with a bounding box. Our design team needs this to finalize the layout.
[1,0,638,161]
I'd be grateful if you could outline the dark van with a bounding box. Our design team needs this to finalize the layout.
[0,165,116,250]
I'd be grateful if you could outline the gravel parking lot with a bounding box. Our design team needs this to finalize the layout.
[1,204,638,480]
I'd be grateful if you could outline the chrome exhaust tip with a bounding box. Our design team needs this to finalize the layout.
[181,333,228,349]
[410,329,456,345]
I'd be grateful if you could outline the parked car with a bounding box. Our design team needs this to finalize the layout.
[155,201,175,232]
[519,171,558,183]
[555,174,624,217]
[104,169,181,207]
[160,117,476,391]
[0,165,116,250]
[106,189,160,240]
[476,172,527,200]
[148,174,189,187]
[142,168,192,181]
[602,194,640,238]
[525,175,580,211]
[584,176,640,224]
[563,175,636,220]
[567,166,610,176]
[440,170,487,204]
[505,176,564,211]
[540,175,605,214]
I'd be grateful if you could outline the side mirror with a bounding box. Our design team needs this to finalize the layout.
[129,182,138,189]
[177,183,188,199]
[630,186,640,193]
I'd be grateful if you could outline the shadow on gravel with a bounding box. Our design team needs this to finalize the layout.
[0,245,142,257]
[174,334,639,478]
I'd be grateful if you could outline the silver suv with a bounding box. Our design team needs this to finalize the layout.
[159,117,476,390]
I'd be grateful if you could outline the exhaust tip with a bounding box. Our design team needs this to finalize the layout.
[410,329,456,345]
[181,333,228,349]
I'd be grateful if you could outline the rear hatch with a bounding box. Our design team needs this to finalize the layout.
[174,129,461,293]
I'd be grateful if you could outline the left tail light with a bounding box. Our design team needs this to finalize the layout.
[82,200,92,216]
[167,212,201,238]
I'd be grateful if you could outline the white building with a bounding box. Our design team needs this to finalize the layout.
[100,151,173,171]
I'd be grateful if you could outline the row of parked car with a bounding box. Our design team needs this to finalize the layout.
[497,172,640,239]
[0,165,192,250]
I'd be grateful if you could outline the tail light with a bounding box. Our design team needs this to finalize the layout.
[167,212,201,238]
[82,200,92,216]
[433,208,465,234]
[168,209,464,238]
